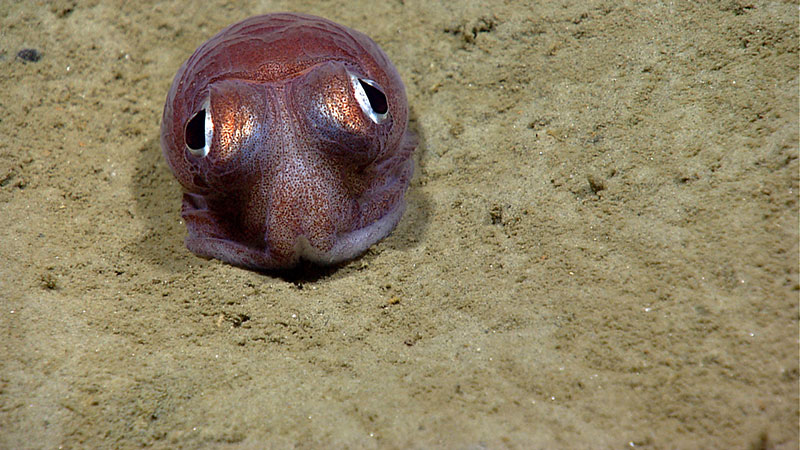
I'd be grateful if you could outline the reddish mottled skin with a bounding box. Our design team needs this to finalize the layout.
[161,13,415,270]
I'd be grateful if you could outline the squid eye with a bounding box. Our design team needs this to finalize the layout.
[349,74,389,124]
[184,98,212,157]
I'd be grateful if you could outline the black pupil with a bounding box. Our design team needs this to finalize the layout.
[185,110,206,150]
[359,80,388,115]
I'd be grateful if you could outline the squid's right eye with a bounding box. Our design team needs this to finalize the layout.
[184,98,212,157]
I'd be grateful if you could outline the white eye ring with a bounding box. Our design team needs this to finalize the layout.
[184,97,213,157]
[349,72,389,125]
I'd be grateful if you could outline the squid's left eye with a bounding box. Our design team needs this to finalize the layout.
[349,74,389,124]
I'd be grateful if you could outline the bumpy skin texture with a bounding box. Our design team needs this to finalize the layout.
[161,13,415,270]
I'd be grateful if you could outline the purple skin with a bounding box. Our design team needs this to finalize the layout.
[160,13,415,270]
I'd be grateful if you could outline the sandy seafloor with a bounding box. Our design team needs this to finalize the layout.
[1,0,798,448]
